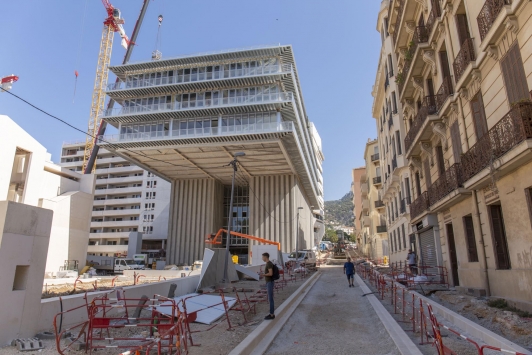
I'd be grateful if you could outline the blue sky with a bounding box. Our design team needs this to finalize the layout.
[0,0,381,201]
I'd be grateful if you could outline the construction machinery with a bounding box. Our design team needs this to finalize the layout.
[82,0,151,174]
[82,0,129,173]
[206,229,281,250]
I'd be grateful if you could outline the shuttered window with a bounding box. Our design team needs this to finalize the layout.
[424,159,432,187]
[451,121,462,163]
[470,91,489,141]
[500,42,530,105]
[456,14,471,46]
[489,205,511,270]
[436,145,445,176]
[463,216,479,262]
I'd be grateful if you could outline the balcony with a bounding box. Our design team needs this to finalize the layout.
[87,245,129,253]
[93,197,141,206]
[362,215,371,227]
[453,38,476,83]
[414,26,429,45]
[100,92,293,121]
[477,0,512,41]
[428,163,462,205]
[373,176,382,185]
[375,200,385,209]
[91,220,140,228]
[376,225,387,234]
[384,76,389,91]
[433,76,454,112]
[410,191,430,220]
[405,100,437,153]
[89,231,132,239]
[392,0,406,45]
[92,209,142,217]
[371,153,380,163]
[462,102,532,184]
[95,165,143,174]
[106,64,292,92]
[101,121,294,145]
[362,199,370,212]
[361,183,369,196]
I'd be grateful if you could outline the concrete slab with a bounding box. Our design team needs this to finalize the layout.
[235,264,260,281]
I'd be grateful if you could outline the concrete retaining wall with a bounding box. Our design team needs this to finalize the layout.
[36,275,200,333]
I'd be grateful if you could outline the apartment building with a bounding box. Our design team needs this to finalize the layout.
[95,45,325,265]
[381,0,532,309]
[351,167,366,242]
[60,143,170,258]
[373,1,414,265]
[358,140,389,260]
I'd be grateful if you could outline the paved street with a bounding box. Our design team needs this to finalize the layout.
[265,266,400,355]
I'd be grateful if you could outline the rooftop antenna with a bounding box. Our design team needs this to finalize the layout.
[152,14,163,60]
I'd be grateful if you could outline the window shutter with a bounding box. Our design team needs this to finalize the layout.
[501,42,530,105]
[436,145,445,175]
[456,14,471,46]
[463,216,479,262]
[424,159,432,187]
[396,130,402,154]
[470,91,488,140]
[489,205,511,270]
[439,51,452,79]
[451,121,462,163]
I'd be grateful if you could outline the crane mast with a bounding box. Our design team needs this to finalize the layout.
[82,0,129,173]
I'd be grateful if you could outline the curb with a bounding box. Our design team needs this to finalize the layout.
[355,274,424,355]
[228,271,321,355]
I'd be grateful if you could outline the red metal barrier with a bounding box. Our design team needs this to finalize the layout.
[480,345,528,355]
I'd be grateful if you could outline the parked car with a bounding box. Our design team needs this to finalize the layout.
[287,250,317,267]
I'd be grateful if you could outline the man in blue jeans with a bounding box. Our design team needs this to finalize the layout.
[344,257,355,287]
[261,252,275,320]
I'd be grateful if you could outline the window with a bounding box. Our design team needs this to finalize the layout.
[415,172,422,197]
[395,131,402,155]
[451,121,462,163]
[489,205,510,269]
[526,188,532,229]
[436,145,445,176]
[500,42,530,105]
[13,265,30,291]
[470,91,488,141]
[455,13,471,46]
[388,55,394,76]
[392,92,397,113]
[463,216,479,262]
[402,224,406,249]
[424,159,432,187]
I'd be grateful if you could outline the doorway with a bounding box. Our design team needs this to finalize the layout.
[489,204,510,269]
[446,223,460,286]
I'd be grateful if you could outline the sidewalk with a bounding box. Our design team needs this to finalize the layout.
[265,266,401,355]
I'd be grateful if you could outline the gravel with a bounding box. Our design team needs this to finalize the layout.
[265,266,400,355]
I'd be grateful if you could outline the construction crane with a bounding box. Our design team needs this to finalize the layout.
[83,0,150,174]
[82,0,130,173]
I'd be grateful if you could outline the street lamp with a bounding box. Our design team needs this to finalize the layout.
[296,207,304,269]
[222,152,245,284]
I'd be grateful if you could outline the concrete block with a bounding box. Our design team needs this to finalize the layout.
[13,338,44,351]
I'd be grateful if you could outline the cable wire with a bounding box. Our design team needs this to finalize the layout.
[0,88,198,170]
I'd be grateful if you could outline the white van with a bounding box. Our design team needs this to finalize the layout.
[287,250,317,267]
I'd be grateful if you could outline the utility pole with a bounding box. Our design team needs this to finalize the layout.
[296,206,304,268]
[222,152,245,283]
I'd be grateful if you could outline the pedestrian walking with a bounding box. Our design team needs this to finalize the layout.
[344,257,355,287]
[261,252,275,320]
[406,249,417,275]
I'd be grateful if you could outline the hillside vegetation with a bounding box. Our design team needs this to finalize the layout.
[324,191,354,228]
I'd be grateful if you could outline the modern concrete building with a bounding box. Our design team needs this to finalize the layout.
[358,139,388,261]
[378,0,532,310]
[60,142,170,259]
[97,45,325,264]
[373,1,413,266]
[0,115,95,275]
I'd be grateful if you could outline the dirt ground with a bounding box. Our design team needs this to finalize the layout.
[429,290,532,351]
[1,273,313,355]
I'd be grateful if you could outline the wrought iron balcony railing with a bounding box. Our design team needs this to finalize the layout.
[403,196,412,205]
[415,26,429,44]
[427,163,464,206]
[392,0,406,45]
[426,1,442,35]
[453,38,476,83]
[410,191,430,219]
[375,200,385,208]
[404,98,437,152]
[373,176,382,185]
[477,0,512,41]
[371,153,380,162]
[461,102,532,182]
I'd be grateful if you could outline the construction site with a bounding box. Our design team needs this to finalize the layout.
[2,0,532,354]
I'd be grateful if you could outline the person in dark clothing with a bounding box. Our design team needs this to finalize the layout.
[261,252,275,320]
[344,257,355,287]
[407,249,417,275]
